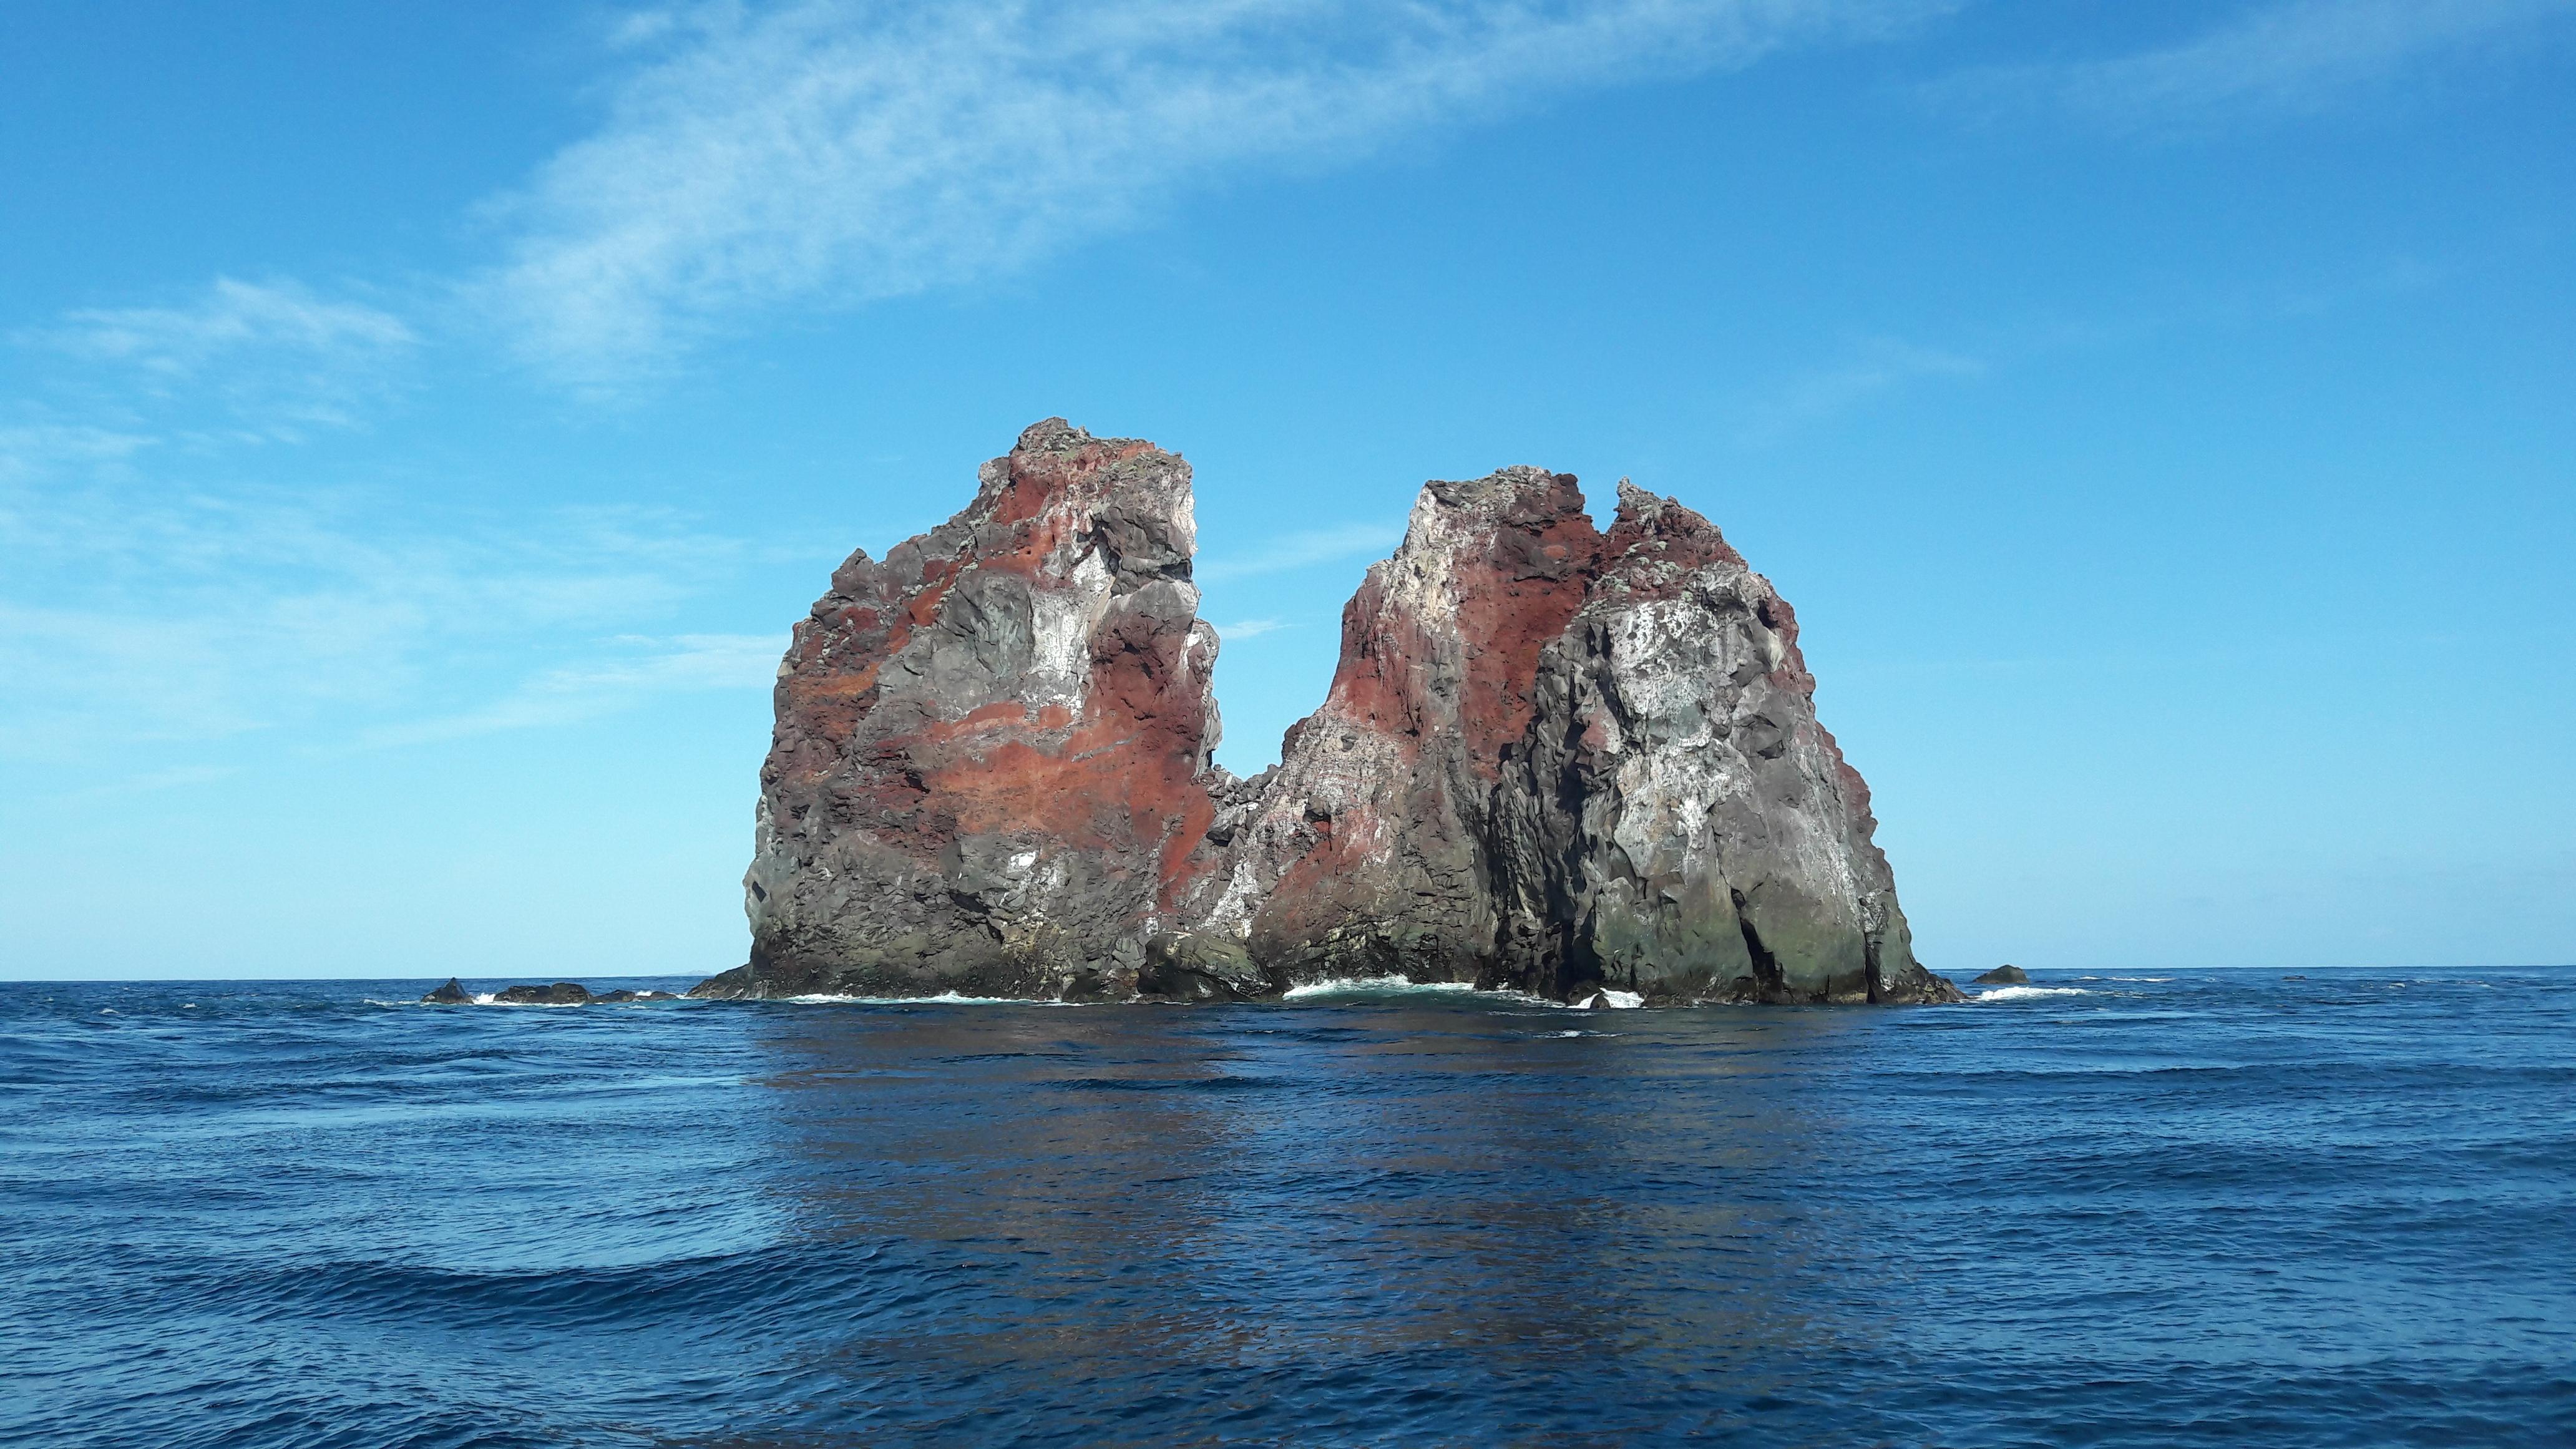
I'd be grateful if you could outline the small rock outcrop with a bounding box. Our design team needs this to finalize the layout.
[698,420,1959,1006]
[495,983,593,1005]
[700,420,1229,1001]
[1974,965,2029,985]
[421,978,473,1005]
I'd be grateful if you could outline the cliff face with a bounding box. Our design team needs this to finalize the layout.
[699,419,1227,1000]
[1488,484,1951,1004]
[700,419,1956,1005]
[1186,469,1601,985]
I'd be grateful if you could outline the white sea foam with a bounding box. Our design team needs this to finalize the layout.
[1973,986,2092,1003]
[781,991,1044,1006]
[1598,989,1644,1010]
[1281,976,1478,1000]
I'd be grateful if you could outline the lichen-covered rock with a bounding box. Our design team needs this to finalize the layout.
[1489,482,1959,1004]
[715,419,1228,1000]
[1184,468,1601,987]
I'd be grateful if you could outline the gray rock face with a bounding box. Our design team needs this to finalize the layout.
[1974,965,2029,984]
[1490,483,1956,1005]
[1184,468,1603,987]
[702,419,1229,1001]
[699,421,1957,1007]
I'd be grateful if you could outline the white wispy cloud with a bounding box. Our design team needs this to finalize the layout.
[0,457,765,766]
[1934,0,2576,132]
[41,277,414,376]
[477,0,1951,384]
[0,424,157,484]
[20,277,419,437]
[1198,520,1405,581]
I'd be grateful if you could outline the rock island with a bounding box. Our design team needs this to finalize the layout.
[690,419,1959,1006]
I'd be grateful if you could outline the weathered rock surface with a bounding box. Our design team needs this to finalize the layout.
[1187,467,1602,986]
[698,420,1958,1007]
[700,419,1229,1001]
[1489,483,1958,1005]
[421,977,473,1005]
[1974,965,2029,985]
[495,982,593,1005]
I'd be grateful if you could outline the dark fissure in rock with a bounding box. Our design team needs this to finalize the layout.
[1732,887,1787,1000]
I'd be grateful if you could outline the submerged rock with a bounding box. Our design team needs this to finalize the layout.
[421,978,473,1005]
[703,421,1958,1007]
[1974,965,2029,985]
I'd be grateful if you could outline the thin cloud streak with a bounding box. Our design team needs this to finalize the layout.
[1932,0,2576,132]
[1734,336,1983,444]
[1214,617,1290,640]
[38,278,414,376]
[358,633,783,749]
[478,0,1953,385]
[16,277,420,438]
[0,457,763,764]
[1198,520,1404,581]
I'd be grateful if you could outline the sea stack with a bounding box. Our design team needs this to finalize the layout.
[695,420,1229,1000]
[696,420,1958,1005]
[1488,483,1954,1004]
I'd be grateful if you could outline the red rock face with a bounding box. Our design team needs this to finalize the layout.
[713,419,1226,999]
[1186,468,1602,982]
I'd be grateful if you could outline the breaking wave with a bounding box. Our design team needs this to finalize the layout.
[1973,985,2094,1003]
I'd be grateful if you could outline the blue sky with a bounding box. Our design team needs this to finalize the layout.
[3,0,2570,980]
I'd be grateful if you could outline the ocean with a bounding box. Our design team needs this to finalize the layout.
[2,968,2569,1447]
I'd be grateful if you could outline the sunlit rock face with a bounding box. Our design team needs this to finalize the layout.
[696,419,1227,1000]
[698,420,1956,1006]
[1487,483,1958,1005]
[1185,467,1603,986]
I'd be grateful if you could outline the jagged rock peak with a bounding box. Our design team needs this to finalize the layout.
[1489,482,1958,1004]
[1183,466,1603,985]
[700,420,1227,1002]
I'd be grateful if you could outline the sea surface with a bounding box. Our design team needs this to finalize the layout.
[2,968,2570,1448]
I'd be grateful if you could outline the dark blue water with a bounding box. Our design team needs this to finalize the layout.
[3,970,2570,1448]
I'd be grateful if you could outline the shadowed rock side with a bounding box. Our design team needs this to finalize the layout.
[1179,468,1602,991]
[1488,483,1959,1005]
[692,419,1228,1001]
